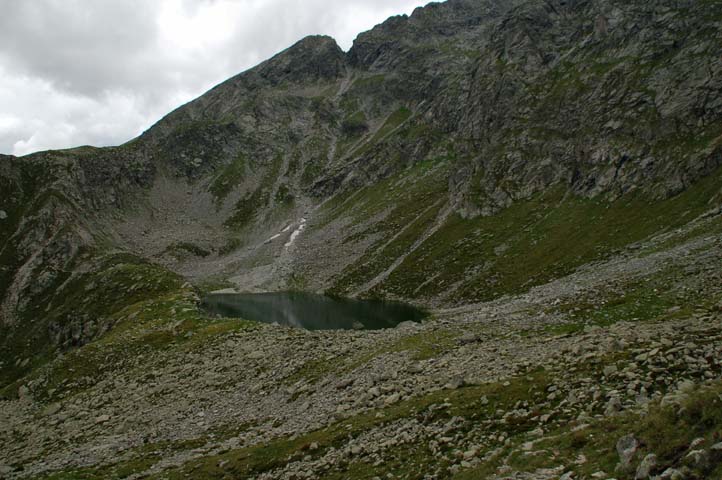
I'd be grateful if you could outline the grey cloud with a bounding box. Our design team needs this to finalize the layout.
[0,0,427,156]
[0,1,161,96]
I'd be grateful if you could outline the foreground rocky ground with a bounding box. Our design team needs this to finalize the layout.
[1,212,721,479]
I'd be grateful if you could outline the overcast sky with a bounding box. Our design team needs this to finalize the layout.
[0,0,428,156]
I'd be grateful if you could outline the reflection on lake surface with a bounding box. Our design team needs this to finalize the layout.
[201,292,427,330]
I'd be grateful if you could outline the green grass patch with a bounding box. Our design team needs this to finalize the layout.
[9,288,257,403]
[340,111,369,137]
[209,154,246,202]
[351,74,386,90]
[326,158,450,295]
[370,107,412,143]
[286,326,454,386]
[378,165,722,303]
[225,154,283,229]
[0,252,184,391]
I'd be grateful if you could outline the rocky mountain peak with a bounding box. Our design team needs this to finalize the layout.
[347,0,516,69]
[255,34,346,85]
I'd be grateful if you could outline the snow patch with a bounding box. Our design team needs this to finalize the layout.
[264,233,281,244]
[285,218,307,248]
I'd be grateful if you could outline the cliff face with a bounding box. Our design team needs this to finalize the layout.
[1,0,722,385]
[139,0,722,208]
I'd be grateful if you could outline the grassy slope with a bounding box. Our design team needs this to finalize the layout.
[322,156,451,296]
[0,253,190,393]
[326,165,722,304]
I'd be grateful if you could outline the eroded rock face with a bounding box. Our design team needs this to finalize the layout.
[256,35,347,86]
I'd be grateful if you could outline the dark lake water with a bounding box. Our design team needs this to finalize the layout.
[201,292,427,330]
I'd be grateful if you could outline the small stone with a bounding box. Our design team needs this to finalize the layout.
[445,377,466,390]
[17,385,30,401]
[0,210,7,220]
[616,434,638,469]
[95,414,111,424]
[407,363,424,374]
[635,352,648,362]
[635,453,657,479]
[661,392,685,408]
[336,378,354,390]
[603,365,618,376]
[658,468,685,480]
[396,321,420,330]
[43,403,62,416]
[384,394,400,406]
[678,379,695,393]
[457,333,479,345]
[685,449,709,470]
[605,397,623,415]
[689,438,705,450]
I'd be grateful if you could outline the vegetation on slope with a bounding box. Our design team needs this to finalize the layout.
[327,165,722,304]
[0,253,186,393]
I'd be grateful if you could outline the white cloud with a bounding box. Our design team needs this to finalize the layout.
[0,0,428,156]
